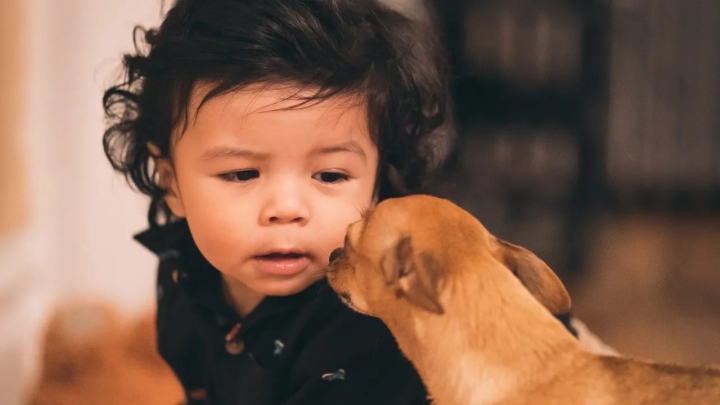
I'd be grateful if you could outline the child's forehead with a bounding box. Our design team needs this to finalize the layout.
[188,83,365,119]
[170,83,371,142]
[171,83,376,152]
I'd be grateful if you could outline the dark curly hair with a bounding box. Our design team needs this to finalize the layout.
[103,0,453,228]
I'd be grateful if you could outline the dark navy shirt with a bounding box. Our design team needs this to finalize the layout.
[135,219,577,405]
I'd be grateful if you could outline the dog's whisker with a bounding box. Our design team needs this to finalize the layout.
[309,268,334,277]
[312,274,340,306]
[305,240,337,266]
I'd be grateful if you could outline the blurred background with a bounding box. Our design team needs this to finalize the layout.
[421,0,720,371]
[1,0,719,403]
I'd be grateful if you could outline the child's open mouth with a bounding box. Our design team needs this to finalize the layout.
[254,252,311,276]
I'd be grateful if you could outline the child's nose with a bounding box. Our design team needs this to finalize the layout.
[259,192,310,226]
[266,213,307,225]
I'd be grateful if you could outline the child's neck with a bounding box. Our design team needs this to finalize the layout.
[221,275,265,317]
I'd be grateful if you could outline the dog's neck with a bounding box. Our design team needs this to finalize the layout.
[381,267,581,405]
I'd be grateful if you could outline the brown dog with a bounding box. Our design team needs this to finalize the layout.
[328,195,720,405]
[28,302,184,405]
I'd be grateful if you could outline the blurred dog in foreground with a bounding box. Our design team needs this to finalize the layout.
[29,301,183,405]
[328,195,720,405]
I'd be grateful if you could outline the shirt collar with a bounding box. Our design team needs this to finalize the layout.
[133,219,190,257]
[133,219,334,333]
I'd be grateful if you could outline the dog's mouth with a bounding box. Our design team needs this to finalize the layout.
[335,290,370,315]
[338,291,352,305]
[337,291,361,313]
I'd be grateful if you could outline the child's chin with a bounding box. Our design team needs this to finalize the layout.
[258,275,323,297]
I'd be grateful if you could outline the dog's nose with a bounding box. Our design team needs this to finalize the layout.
[329,248,344,263]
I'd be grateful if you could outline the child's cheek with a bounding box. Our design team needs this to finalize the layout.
[323,200,369,244]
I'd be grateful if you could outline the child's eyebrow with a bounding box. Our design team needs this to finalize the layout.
[200,146,270,161]
[312,141,367,162]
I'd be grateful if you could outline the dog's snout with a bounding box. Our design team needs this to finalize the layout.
[329,248,344,264]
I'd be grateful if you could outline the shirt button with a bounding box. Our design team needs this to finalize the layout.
[225,338,245,355]
[225,322,244,355]
[188,388,207,400]
[172,269,188,284]
[273,339,285,356]
[322,369,346,381]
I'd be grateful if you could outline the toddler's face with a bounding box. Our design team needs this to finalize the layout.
[160,85,378,296]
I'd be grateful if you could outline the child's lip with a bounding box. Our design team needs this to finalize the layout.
[253,253,311,276]
[256,249,308,258]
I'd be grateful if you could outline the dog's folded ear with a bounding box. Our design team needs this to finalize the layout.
[382,236,445,315]
[495,239,572,314]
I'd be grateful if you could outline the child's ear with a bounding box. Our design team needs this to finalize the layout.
[147,142,186,218]
[381,236,445,315]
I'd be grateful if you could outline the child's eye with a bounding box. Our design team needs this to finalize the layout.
[219,170,259,182]
[313,171,349,184]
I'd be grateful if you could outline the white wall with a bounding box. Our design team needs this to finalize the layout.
[0,1,165,403]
